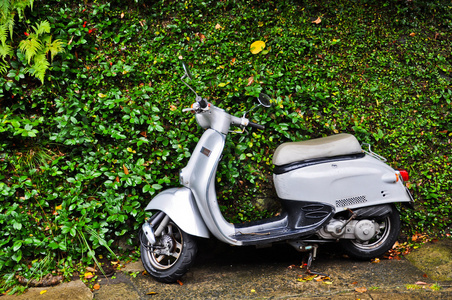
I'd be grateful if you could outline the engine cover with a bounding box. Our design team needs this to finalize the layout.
[354,220,378,241]
[318,219,379,241]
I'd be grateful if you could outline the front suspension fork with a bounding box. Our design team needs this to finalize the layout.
[141,211,169,245]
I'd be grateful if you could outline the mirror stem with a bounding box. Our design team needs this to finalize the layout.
[181,74,199,99]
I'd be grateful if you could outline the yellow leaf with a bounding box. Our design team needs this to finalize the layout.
[250,289,256,293]
[84,272,94,279]
[215,23,222,30]
[312,17,322,24]
[146,291,158,295]
[55,205,62,210]
[250,41,266,54]
[98,93,107,98]
[40,290,47,295]
[218,82,230,87]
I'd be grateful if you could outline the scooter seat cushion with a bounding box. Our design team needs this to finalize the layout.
[272,133,362,166]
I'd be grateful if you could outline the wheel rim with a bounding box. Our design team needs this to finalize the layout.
[145,222,184,270]
[350,216,391,250]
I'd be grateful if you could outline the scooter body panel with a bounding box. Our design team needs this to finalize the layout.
[273,154,411,213]
[144,187,210,238]
[179,128,239,244]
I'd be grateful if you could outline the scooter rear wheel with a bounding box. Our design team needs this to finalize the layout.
[340,206,400,260]
[140,215,197,283]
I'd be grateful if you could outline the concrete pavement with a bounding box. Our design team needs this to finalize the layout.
[2,239,451,299]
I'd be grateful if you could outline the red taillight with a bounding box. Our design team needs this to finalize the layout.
[398,169,409,182]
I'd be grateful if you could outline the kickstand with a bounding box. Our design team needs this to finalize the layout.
[302,245,328,277]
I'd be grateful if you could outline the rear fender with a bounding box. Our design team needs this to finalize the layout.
[145,187,210,238]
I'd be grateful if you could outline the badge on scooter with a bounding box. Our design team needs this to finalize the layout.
[201,147,212,157]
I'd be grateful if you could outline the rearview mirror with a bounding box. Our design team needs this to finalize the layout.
[258,93,271,107]
[181,61,193,80]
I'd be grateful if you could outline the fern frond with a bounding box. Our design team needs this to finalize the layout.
[0,43,12,61]
[13,0,34,20]
[0,62,7,74]
[19,36,42,64]
[0,24,7,45]
[42,35,64,61]
[30,53,49,83]
[0,12,15,40]
[0,0,11,21]
[32,20,50,36]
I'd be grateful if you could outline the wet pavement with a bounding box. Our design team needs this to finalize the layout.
[3,239,452,299]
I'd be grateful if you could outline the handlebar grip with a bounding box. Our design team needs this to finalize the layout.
[248,122,265,130]
[199,98,208,109]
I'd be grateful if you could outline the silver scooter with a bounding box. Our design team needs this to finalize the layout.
[139,62,414,283]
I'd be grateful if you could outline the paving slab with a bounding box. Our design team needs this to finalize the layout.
[406,239,452,281]
[1,280,92,300]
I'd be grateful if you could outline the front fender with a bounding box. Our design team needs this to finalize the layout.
[145,187,210,238]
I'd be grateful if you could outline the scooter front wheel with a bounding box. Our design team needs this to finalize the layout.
[340,205,400,260]
[140,214,197,283]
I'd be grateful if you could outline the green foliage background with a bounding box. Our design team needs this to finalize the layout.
[0,0,451,290]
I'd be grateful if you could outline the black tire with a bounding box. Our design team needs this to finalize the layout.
[140,216,197,283]
[340,206,400,260]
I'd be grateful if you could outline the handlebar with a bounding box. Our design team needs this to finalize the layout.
[248,122,265,130]
[183,102,265,131]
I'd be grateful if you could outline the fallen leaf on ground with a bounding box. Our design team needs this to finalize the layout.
[297,274,316,282]
[355,287,367,293]
[371,258,380,263]
[40,290,47,295]
[84,272,94,279]
[415,281,428,285]
[146,291,158,295]
[93,283,100,290]
[177,280,183,286]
